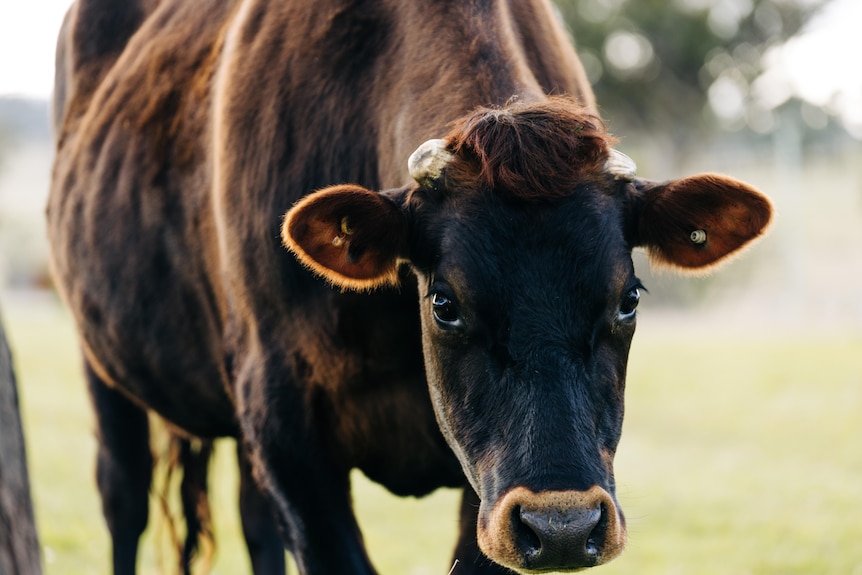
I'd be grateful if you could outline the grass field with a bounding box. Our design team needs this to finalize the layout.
[4,295,862,575]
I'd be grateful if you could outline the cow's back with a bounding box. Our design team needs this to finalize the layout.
[48,0,242,436]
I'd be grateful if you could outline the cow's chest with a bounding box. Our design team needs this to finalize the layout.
[297,287,465,495]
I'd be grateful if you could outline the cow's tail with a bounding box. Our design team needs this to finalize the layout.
[178,437,216,574]
[152,431,216,575]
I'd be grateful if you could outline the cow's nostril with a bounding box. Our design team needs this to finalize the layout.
[511,505,542,558]
[584,501,610,557]
[580,507,605,561]
[586,537,599,557]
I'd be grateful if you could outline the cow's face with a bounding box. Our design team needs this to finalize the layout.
[409,183,634,570]
[282,100,772,572]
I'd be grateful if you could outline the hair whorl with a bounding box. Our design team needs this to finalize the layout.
[443,97,615,201]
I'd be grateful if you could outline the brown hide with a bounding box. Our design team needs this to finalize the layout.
[48,1,596,573]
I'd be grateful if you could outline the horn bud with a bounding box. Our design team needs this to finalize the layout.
[408,138,454,186]
[606,149,637,181]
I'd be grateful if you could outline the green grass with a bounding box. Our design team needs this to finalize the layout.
[4,297,862,574]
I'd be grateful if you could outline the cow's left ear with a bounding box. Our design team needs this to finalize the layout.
[632,173,773,272]
[282,184,409,290]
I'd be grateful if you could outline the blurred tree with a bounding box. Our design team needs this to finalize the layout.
[555,0,828,143]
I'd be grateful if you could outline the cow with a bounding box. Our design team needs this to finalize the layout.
[47,0,773,574]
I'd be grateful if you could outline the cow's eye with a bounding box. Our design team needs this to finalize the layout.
[617,287,640,322]
[431,292,461,327]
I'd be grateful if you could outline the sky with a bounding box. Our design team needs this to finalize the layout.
[0,0,859,135]
[756,0,862,136]
[0,1,71,100]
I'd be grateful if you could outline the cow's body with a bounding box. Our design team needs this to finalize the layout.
[48,1,772,574]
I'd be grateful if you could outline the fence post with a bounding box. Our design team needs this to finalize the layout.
[0,308,43,575]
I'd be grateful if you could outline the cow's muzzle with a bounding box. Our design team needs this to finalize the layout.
[477,486,626,572]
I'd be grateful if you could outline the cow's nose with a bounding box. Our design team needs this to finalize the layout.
[517,502,602,568]
[478,485,626,572]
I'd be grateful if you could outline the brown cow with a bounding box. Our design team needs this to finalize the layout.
[48,1,772,574]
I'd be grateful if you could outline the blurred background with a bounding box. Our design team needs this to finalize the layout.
[0,1,860,574]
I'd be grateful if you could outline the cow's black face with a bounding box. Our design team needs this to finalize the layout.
[281,99,772,574]
[408,184,632,571]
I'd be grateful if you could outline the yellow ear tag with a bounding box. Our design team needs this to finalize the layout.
[340,217,354,235]
[332,217,354,247]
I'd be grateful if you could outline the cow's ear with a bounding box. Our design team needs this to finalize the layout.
[633,173,773,272]
[282,184,408,290]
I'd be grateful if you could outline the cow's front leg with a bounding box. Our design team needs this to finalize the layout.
[451,487,513,574]
[237,440,287,575]
[86,360,152,575]
[236,354,376,575]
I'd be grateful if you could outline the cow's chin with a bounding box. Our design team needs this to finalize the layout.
[476,485,627,573]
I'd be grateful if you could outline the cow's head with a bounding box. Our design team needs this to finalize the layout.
[281,98,772,572]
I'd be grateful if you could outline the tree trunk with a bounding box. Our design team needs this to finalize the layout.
[0,308,42,575]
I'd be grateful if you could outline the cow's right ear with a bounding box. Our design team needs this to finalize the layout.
[282,184,409,291]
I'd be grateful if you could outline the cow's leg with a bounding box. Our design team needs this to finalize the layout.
[237,440,286,575]
[450,487,512,574]
[237,357,376,575]
[86,360,152,575]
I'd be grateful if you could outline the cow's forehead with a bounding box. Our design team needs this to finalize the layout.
[431,188,633,303]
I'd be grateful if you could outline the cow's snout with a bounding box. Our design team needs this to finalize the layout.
[478,486,626,572]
